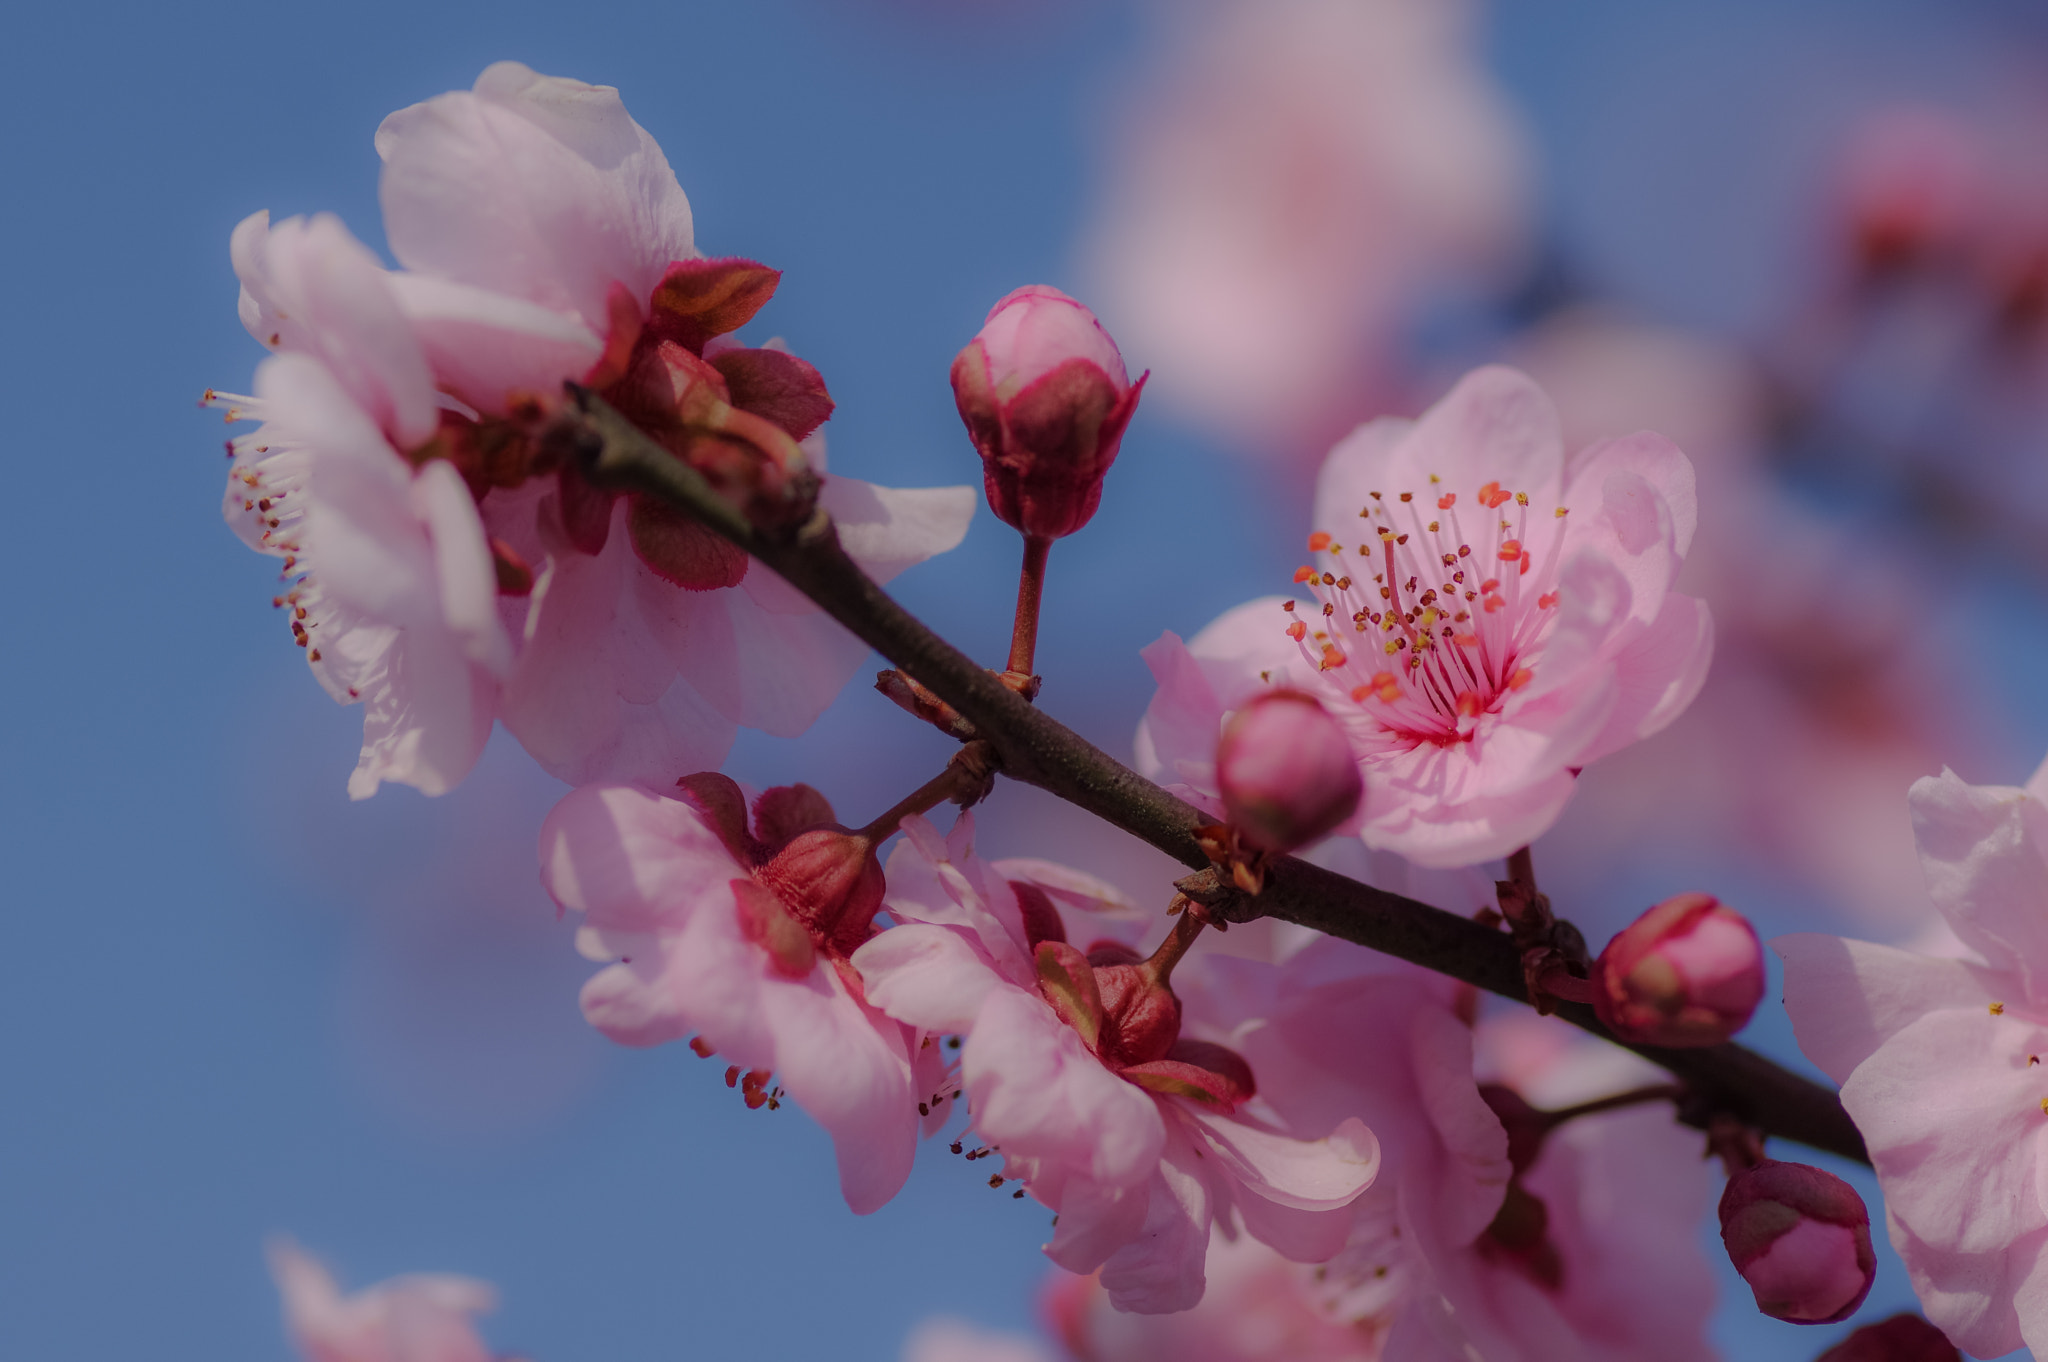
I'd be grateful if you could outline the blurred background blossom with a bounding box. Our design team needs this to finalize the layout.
[9,1,2048,1359]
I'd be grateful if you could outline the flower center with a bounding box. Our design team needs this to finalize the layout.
[1280,480,1568,746]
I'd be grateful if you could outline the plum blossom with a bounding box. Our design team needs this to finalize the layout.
[1137,366,1712,868]
[215,212,509,797]
[219,64,973,795]
[1777,752,2048,1357]
[851,815,1379,1313]
[268,1239,497,1362]
[539,776,923,1214]
[1081,0,1530,454]
[1062,947,1719,1360]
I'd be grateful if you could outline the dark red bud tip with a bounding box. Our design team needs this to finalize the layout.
[1091,963,1182,1068]
[1814,1313,1960,1362]
[951,286,1138,542]
[1215,690,1363,855]
[1594,892,1764,1047]
[755,828,885,957]
[1720,1160,1876,1325]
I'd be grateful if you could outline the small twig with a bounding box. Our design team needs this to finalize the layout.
[1007,534,1051,679]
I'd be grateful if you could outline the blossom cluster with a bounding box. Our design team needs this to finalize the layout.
[216,60,2039,1362]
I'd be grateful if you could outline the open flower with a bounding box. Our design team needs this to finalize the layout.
[852,815,1378,1313]
[215,210,511,797]
[540,776,922,1214]
[219,64,973,794]
[269,1239,497,1362]
[1137,366,1713,868]
[1778,753,2048,1358]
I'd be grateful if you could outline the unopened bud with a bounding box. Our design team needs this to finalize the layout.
[1594,892,1764,1047]
[755,826,884,957]
[1720,1160,1876,1325]
[950,285,1145,541]
[1215,691,1363,855]
[1091,962,1183,1068]
[1815,1313,1959,1362]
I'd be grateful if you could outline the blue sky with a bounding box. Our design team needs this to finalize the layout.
[1,1,2039,1357]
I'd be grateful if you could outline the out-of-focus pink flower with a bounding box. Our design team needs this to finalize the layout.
[852,815,1378,1313]
[1777,753,2048,1358]
[1718,1160,1875,1325]
[1137,366,1712,868]
[216,211,511,799]
[268,1240,497,1362]
[1082,0,1529,454]
[1214,691,1363,857]
[899,1317,1060,1362]
[540,776,922,1214]
[1815,1313,1961,1362]
[951,285,1144,542]
[221,64,974,794]
[1593,893,1764,1047]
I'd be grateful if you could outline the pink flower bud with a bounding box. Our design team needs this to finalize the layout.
[1720,1160,1876,1324]
[1815,1313,1960,1362]
[1593,892,1764,1047]
[951,285,1145,541]
[1215,690,1364,855]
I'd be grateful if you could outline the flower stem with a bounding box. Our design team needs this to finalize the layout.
[1007,535,1052,678]
[1142,902,1209,987]
[561,386,1870,1168]
[856,742,997,842]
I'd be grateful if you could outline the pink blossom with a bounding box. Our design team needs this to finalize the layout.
[1080,0,1530,453]
[951,285,1144,542]
[539,776,922,1214]
[221,65,973,794]
[1067,955,1718,1360]
[216,212,511,797]
[1136,366,1713,868]
[1777,752,2048,1357]
[851,815,1379,1313]
[268,1240,497,1362]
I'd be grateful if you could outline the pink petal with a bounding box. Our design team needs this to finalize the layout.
[964,987,1164,1190]
[1843,1006,2048,1256]
[1911,766,2048,987]
[852,923,1007,1036]
[376,62,695,331]
[539,783,745,931]
[1774,933,2000,1085]
[385,271,602,415]
[1178,1105,1379,1211]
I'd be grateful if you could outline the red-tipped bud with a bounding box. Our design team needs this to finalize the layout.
[1090,963,1182,1068]
[1215,691,1363,855]
[1720,1160,1876,1325]
[1594,892,1764,1047]
[1815,1314,1960,1362]
[755,828,884,957]
[951,285,1144,541]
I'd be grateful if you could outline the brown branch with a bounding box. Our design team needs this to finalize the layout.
[560,387,1868,1166]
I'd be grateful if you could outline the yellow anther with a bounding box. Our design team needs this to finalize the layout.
[1993,1002,2007,1016]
